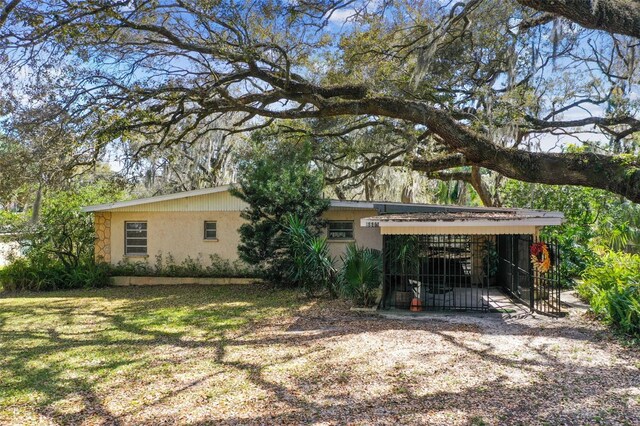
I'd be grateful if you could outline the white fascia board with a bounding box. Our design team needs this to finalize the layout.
[81,185,232,212]
[361,217,564,228]
[329,200,376,209]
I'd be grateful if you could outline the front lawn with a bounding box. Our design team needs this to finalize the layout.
[1,285,638,425]
[0,285,300,424]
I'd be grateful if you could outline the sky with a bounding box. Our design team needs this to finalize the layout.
[323,1,627,153]
[3,0,636,175]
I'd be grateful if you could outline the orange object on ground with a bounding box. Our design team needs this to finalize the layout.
[410,297,423,312]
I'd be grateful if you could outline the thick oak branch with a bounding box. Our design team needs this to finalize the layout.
[517,0,640,38]
[276,94,640,202]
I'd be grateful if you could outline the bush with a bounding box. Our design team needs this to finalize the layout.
[577,250,640,336]
[284,214,336,296]
[109,252,259,278]
[501,179,639,286]
[231,133,329,284]
[338,244,382,307]
[0,257,110,291]
[0,183,122,291]
[543,226,597,288]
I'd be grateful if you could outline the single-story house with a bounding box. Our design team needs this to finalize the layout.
[82,185,565,314]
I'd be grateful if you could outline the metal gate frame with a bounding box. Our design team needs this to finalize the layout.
[382,234,493,312]
[532,237,562,316]
[381,234,563,316]
[497,235,562,316]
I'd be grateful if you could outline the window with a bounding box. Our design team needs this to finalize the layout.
[204,221,217,240]
[125,222,147,255]
[327,221,354,240]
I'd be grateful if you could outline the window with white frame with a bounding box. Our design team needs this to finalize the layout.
[204,221,217,240]
[327,221,354,240]
[125,222,147,255]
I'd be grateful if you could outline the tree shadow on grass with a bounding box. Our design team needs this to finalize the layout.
[0,285,638,424]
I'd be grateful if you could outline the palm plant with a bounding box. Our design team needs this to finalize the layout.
[385,235,420,287]
[284,214,336,296]
[339,244,383,307]
[595,202,640,253]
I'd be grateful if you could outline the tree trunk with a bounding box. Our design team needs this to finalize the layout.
[30,182,43,224]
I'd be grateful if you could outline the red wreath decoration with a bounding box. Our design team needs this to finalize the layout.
[530,242,551,273]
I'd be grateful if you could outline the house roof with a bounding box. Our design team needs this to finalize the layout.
[81,185,563,227]
[81,185,234,212]
[361,209,564,228]
[81,185,380,212]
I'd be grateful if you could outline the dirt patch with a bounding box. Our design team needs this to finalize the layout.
[123,301,640,425]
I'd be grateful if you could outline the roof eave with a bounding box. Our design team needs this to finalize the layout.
[328,200,376,209]
[81,185,232,212]
[361,217,564,228]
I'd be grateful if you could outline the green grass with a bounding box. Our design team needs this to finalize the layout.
[0,285,301,423]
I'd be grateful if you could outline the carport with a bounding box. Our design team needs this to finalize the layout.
[361,209,565,315]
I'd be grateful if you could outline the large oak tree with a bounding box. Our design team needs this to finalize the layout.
[0,0,639,202]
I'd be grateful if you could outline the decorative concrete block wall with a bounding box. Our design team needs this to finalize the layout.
[94,212,112,263]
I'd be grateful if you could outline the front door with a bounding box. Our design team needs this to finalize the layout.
[497,235,562,316]
[531,238,562,316]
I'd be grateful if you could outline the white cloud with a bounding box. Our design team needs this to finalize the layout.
[326,8,357,24]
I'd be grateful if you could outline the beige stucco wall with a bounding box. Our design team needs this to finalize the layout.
[322,209,383,262]
[97,206,546,273]
[101,207,382,266]
[110,210,246,265]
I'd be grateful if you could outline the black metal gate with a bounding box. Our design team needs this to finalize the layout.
[532,238,562,315]
[382,234,493,311]
[383,234,563,316]
[497,234,531,305]
[497,235,562,316]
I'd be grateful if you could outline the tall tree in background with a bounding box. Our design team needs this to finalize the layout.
[0,1,639,202]
[118,113,249,196]
[231,131,329,283]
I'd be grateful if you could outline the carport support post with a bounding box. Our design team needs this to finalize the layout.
[512,236,519,305]
[380,234,388,309]
[531,230,541,313]
[529,233,537,312]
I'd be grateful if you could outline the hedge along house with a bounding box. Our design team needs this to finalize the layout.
[83,185,564,314]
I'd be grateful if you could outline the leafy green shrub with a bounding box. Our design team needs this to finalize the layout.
[285,214,336,296]
[338,244,382,307]
[577,250,640,336]
[482,240,499,279]
[0,257,110,291]
[206,254,248,277]
[545,226,597,288]
[109,252,259,278]
[232,134,329,284]
[501,180,639,286]
[110,259,155,276]
[385,235,420,293]
[0,183,121,291]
